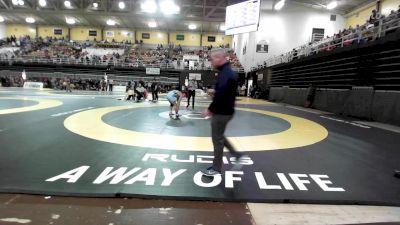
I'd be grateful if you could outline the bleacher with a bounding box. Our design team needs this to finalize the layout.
[0,37,245,73]
[255,9,400,72]
[264,13,400,90]
[239,7,400,126]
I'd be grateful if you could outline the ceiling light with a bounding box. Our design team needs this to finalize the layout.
[0,16,4,22]
[38,0,46,7]
[25,17,35,23]
[18,0,24,6]
[148,21,157,28]
[327,1,338,10]
[160,0,180,15]
[274,0,285,10]
[141,0,157,13]
[66,17,76,24]
[12,0,18,5]
[118,1,125,9]
[188,24,196,30]
[220,25,226,31]
[64,0,71,8]
[92,2,98,8]
[157,33,162,38]
[106,19,116,26]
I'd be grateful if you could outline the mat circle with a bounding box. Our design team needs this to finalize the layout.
[64,104,328,151]
[0,97,63,115]
[104,107,291,137]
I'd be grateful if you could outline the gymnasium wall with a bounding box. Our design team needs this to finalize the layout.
[169,32,201,46]
[346,4,376,28]
[232,2,346,72]
[135,30,168,45]
[6,24,37,38]
[346,0,399,28]
[381,0,400,15]
[38,26,68,39]
[2,24,231,47]
[201,33,232,47]
[0,23,6,39]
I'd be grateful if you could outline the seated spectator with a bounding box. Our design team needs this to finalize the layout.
[369,9,382,26]
[389,10,397,19]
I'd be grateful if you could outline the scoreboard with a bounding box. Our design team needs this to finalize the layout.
[225,0,260,35]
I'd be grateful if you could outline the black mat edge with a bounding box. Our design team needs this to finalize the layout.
[1,189,399,207]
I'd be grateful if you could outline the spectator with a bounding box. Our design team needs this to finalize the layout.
[305,84,316,108]
[369,9,381,26]
[108,79,114,92]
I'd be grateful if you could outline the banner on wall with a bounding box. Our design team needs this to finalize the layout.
[54,28,63,35]
[23,82,43,90]
[207,36,216,42]
[189,73,201,80]
[256,44,268,53]
[177,34,185,40]
[122,31,133,37]
[142,33,150,39]
[113,85,126,93]
[146,68,160,75]
[256,40,268,53]
[106,31,115,38]
[89,30,97,36]
[183,55,200,61]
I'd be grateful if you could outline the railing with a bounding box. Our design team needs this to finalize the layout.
[0,56,245,73]
[258,11,400,70]
[311,33,325,42]
[0,70,181,85]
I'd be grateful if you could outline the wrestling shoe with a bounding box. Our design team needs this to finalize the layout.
[201,167,221,177]
[230,154,248,171]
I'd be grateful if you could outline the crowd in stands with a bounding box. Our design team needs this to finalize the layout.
[0,73,178,95]
[252,5,400,72]
[0,75,24,87]
[0,35,244,71]
[314,7,400,53]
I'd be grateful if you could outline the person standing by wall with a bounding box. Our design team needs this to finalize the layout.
[99,78,107,94]
[65,77,72,93]
[155,83,160,101]
[305,84,316,108]
[151,82,158,102]
[108,79,114,92]
[201,49,243,177]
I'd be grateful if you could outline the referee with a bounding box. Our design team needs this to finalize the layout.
[201,49,242,177]
[187,78,197,110]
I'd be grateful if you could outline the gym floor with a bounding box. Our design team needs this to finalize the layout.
[0,87,399,225]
